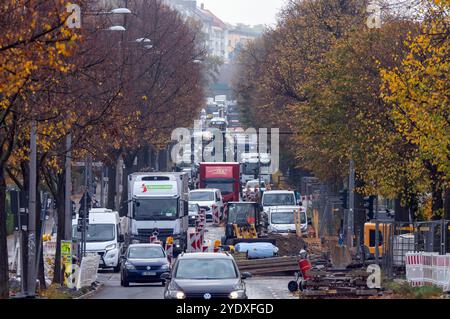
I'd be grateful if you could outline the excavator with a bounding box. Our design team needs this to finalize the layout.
[221,202,276,246]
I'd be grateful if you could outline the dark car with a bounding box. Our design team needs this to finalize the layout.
[162,252,251,299]
[120,244,171,287]
[188,203,200,227]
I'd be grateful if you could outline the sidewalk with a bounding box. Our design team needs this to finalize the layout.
[7,215,55,266]
[7,234,15,265]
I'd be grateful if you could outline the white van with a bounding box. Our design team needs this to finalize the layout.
[72,208,124,272]
[261,190,298,214]
[267,206,307,234]
[188,189,223,222]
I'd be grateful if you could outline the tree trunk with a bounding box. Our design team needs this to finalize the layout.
[52,175,65,285]
[0,167,9,298]
[137,146,149,171]
[395,196,410,222]
[35,190,46,290]
[444,185,450,220]
[106,163,116,210]
[120,152,136,217]
[425,161,444,218]
[432,187,444,218]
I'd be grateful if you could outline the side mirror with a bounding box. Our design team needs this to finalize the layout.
[241,272,252,279]
[160,272,171,280]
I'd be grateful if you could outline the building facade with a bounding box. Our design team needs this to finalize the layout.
[163,0,228,61]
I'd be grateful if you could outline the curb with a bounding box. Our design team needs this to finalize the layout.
[75,283,105,300]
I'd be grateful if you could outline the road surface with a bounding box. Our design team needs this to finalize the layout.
[91,222,296,299]
[91,271,296,299]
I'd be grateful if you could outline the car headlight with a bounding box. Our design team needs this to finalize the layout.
[168,290,185,299]
[160,264,170,271]
[229,290,245,299]
[125,262,135,270]
[105,243,117,251]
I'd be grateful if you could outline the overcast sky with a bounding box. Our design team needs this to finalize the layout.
[199,0,287,26]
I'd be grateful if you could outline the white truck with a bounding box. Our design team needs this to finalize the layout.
[240,152,271,185]
[214,95,227,106]
[127,172,189,254]
[72,208,124,272]
[261,190,299,215]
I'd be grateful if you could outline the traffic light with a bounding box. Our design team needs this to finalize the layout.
[363,195,376,220]
[339,189,348,209]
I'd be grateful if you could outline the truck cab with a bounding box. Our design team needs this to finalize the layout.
[199,162,240,203]
[128,172,189,254]
[72,208,124,272]
[261,190,298,215]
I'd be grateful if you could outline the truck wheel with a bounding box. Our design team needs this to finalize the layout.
[288,281,299,292]
[113,264,120,273]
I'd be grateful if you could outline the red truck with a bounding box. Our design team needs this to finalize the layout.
[199,162,240,202]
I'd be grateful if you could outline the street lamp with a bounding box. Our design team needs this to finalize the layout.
[135,37,151,43]
[110,8,132,14]
[108,25,126,31]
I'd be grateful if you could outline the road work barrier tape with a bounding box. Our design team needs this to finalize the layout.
[405,252,450,291]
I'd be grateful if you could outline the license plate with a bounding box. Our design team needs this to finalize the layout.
[143,272,156,276]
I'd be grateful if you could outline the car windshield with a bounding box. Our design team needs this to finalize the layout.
[246,181,259,188]
[128,246,165,259]
[242,163,259,175]
[205,182,233,195]
[228,205,256,224]
[189,192,214,201]
[72,224,115,242]
[188,204,199,212]
[174,259,238,279]
[271,211,306,224]
[134,198,178,221]
[263,193,296,206]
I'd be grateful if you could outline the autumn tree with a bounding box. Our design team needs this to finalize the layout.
[381,0,450,218]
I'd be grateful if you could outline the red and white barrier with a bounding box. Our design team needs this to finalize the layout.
[212,205,220,225]
[405,252,450,291]
[222,205,228,220]
[165,243,173,264]
[188,232,197,252]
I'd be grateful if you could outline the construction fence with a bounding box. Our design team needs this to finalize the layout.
[372,220,449,279]
[406,252,450,291]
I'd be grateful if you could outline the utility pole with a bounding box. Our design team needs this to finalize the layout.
[375,195,379,263]
[64,133,72,240]
[27,121,37,297]
[81,156,90,261]
[347,160,355,248]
